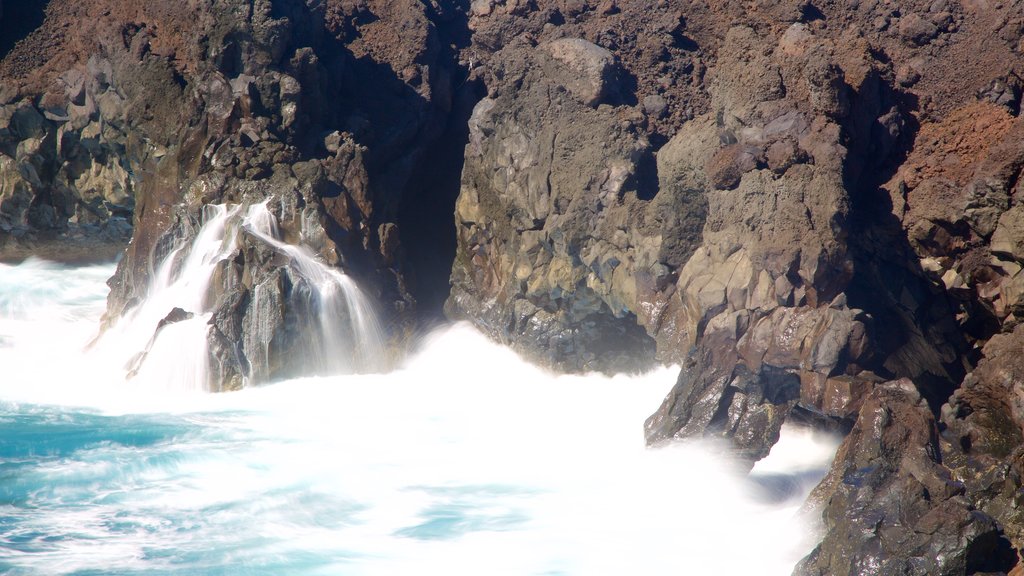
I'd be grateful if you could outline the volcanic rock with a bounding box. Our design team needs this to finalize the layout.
[796,379,1016,575]
[4,1,1024,570]
[0,0,464,386]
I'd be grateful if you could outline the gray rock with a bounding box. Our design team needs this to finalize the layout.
[646,305,865,459]
[8,104,45,140]
[447,42,679,373]
[936,326,1024,556]
[642,94,667,118]
[540,38,618,108]
[991,205,1024,262]
[470,0,495,16]
[978,76,1021,114]
[60,69,87,106]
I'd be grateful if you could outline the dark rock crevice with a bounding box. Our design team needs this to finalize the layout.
[395,0,478,322]
[397,78,480,322]
[840,67,970,414]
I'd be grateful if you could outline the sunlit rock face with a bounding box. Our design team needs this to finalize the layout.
[451,3,1024,572]
[449,22,878,451]
[448,25,853,378]
[5,0,1024,572]
[447,38,675,374]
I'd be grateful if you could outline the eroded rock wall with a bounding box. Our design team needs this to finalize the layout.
[451,1,1024,570]
[5,1,1024,571]
[0,0,465,386]
[450,11,901,460]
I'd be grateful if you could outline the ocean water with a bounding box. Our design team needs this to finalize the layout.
[0,258,839,575]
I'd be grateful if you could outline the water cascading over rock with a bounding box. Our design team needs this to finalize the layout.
[241,201,383,381]
[5,0,1024,571]
[95,201,383,392]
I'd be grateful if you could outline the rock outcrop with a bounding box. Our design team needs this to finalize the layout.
[450,0,1024,568]
[4,0,1024,571]
[0,0,466,386]
[449,17,890,458]
[447,36,668,372]
[796,379,1016,575]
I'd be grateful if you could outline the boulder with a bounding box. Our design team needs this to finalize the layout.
[797,380,1017,575]
[540,38,619,108]
[899,13,940,46]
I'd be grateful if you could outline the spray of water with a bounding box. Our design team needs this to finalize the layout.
[0,257,839,576]
[87,201,383,392]
[241,200,384,376]
[88,204,240,392]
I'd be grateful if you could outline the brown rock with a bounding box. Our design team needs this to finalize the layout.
[797,380,1014,575]
[705,144,761,190]
[540,38,618,108]
[899,13,940,45]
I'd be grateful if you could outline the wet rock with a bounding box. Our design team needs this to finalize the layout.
[644,329,799,462]
[939,325,1024,556]
[646,304,866,459]
[125,307,198,380]
[797,380,1015,576]
[207,272,248,392]
[158,307,194,327]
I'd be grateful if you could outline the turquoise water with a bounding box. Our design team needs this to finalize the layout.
[0,260,838,575]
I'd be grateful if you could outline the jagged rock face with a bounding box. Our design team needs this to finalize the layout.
[0,0,462,387]
[0,57,134,261]
[3,0,1024,570]
[447,37,675,372]
[448,20,877,442]
[644,303,874,461]
[939,325,1024,566]
[452,23,826,372]
[453,1,1024,566]
[796,379,1016,575]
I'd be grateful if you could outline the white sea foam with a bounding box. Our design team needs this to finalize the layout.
[0,259,839,575]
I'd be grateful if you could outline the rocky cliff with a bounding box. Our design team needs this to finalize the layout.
[452,2,1024,571]
[3,0,1024,573]
[0,0,471,386]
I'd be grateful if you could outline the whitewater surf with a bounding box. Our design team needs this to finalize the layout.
[0,255,838,575]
